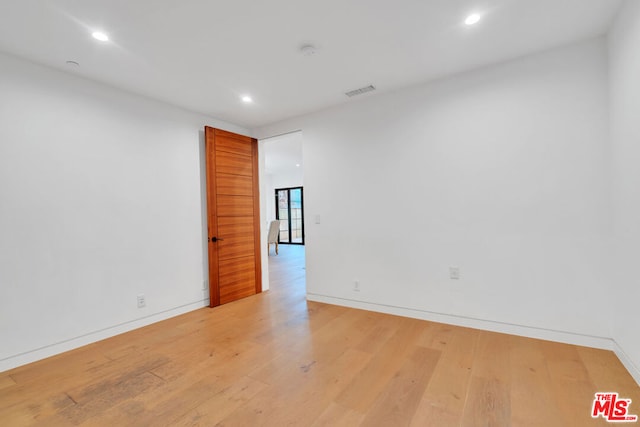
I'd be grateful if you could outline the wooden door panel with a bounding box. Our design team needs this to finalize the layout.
[218,237,254,261]
[217,215,254,229]
[217,195,253,217]
[219,256,256,304]
[220,283,255,305]
[216,174,253,196]
[217,217,255,260]
[214,130,253,156]
[205,126,262,307]
[215,151,252,176]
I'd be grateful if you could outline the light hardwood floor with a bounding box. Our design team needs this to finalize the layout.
[1,245,639,426]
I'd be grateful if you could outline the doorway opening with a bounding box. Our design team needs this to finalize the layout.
[261,131,305,295]
[276,186,304,245]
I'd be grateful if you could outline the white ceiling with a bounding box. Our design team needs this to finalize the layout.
[0,0,622,129]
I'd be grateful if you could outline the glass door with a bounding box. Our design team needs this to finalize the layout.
[275,187,304,245]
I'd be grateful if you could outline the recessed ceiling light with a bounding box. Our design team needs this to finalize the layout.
[241,95,253,103]
[296,164,300,168]
[92,31,109,42]
[465,13,481,26]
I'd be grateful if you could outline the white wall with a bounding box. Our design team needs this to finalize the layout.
[255,39,613,347]
[609,0,640,382]
[0,52,248,371]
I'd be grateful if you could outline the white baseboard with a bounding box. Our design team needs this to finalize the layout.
[4,293,639,388]
[307,293,640,386]
[612,342,640,386]
[306,293,614,349]
[0,299,209,373]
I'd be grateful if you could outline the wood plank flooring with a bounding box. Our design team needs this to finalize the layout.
[1,245,639,426]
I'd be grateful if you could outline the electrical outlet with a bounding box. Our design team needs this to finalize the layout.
[202,280,207,290]
[353,280,360,292]
[449,267,460,280]
[137,294,146,308]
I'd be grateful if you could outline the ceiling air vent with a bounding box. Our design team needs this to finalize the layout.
[345,85,376,97]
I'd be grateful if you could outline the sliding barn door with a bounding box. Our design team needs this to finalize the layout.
[204,127,262,307]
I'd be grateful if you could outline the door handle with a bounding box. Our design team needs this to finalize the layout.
[210,236,224,242]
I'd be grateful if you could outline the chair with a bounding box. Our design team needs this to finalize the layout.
[267,220,281,255]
